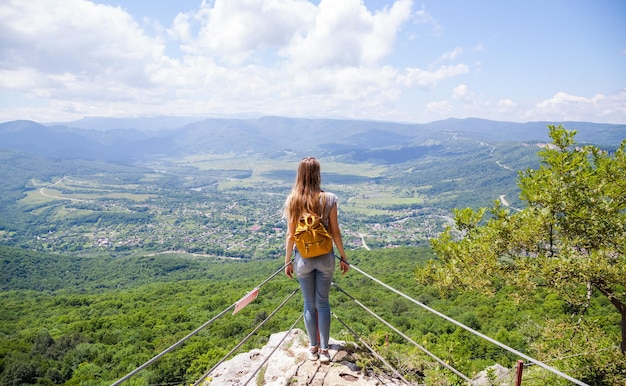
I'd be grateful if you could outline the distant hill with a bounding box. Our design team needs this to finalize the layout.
[0,116,623,163]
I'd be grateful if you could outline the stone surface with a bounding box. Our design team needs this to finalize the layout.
[472,363,514,385]
[202,329,404,386]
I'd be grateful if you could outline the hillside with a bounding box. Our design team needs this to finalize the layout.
[0,117,624,385]
[0,117,623,162]
[200,329,514,385]
[4,246,618,385]
[3,117,623,258]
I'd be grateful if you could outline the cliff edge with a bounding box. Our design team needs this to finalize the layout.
[202,329,404,385]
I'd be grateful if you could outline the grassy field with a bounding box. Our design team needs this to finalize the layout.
[4,151,504,255]
[18,154,435,221]
[21,177,155,205]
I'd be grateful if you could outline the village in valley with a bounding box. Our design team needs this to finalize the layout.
[8,158,452,259]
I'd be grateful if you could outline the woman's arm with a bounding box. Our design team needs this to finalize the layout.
[328,203,349,274]
[284,219,296,278]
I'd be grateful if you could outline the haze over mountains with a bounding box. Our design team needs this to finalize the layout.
[0,117,623,164]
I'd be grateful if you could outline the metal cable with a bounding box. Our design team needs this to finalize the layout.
[193,287,300,386]
[336,256,590,386]
[242,314,304,386]
[333,283,472,384]
[489,364,517,386]
[331,311,412,385]
[113,255,592,386]
[111,262,291,386]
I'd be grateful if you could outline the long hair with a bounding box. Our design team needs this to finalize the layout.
[284,157,322,224]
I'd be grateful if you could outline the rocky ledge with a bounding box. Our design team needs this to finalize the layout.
[202,329,404,386]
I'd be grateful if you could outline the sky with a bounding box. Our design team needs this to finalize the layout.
[0,0,624,125]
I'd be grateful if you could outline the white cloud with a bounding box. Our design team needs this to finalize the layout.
[0,0,422,122]
[425,100,453,115]
[400,64,469,88]
[169,0,413,69]
[0,0,622,125]
[173,0,316,64]
[530,90,626,123]
[497,98,516,112]
[0,0,162,76]
[437,47,463,62]
[411,5,442,38]
[452,84,469,99]
[0,0,165,107]
[286,0,413,69]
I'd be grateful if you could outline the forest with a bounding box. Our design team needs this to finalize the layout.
[2,245,621,385]
[1,123,625,385]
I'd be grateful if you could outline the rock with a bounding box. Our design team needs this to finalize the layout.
[202,329,404,386]
[472,363,512,385]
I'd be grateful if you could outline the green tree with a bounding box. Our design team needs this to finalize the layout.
[418,125,626,358]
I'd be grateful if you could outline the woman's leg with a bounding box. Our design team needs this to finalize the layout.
[315,254,335,350]
[297,266,319,348]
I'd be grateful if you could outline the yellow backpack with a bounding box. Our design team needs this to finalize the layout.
[293,195,333,258]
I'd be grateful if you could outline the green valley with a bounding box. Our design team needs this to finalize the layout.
[1,117,624,385]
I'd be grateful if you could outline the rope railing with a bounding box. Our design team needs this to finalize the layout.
[331,311,412,385]
[336,256,590,386]
[112,256,592,386]
[111,262,291,386]
[241,314,304,386]
[333,283,472,384]
[193,287,300,386]
[111,303,235,386]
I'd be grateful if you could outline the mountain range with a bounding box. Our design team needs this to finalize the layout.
[0,116,623,163]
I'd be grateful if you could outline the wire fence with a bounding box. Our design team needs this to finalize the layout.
[111,257,590,386]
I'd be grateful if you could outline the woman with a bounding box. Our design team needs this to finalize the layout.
[283,156,349,363]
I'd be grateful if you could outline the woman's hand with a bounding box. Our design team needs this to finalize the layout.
[339,259,349,275]
[285,262,294,278]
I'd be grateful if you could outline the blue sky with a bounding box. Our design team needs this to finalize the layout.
[0,0,624,124]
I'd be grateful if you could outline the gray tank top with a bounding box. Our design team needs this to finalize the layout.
[320,191,337,229]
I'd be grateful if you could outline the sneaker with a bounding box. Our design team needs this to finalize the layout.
[308,348,319,361]
[319,349,330,363]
